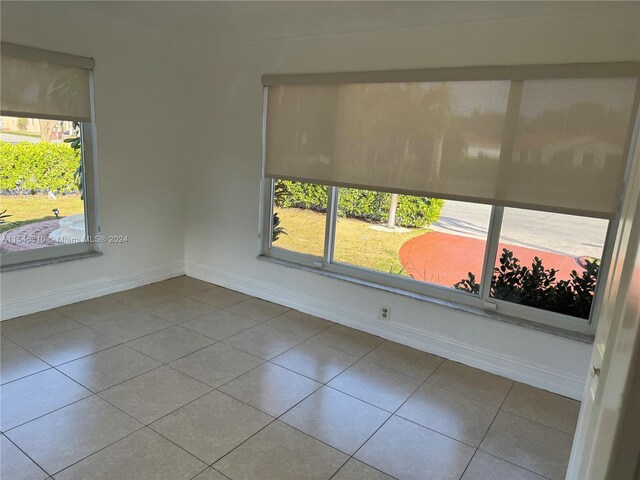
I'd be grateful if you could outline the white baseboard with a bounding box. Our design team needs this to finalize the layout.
[186,260,586,400]
[1,262,184,321]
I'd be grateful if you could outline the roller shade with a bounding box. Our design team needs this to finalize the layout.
[265,68,639,219]
[1,43,94,122]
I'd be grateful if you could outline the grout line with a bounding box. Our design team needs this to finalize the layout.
[4,278,574,479]
[90,362,167,394]
[328,458,400,480]
[1,323,88,351]
[2,390,90,434]
[189,465,213,480]
[189,326,393,476]
[205,378,335,472]
[49,424,148,477]
[495,411,577,438]
[332,356,447,479]
[1,364,53,387]
[2,431,51,477]
[3,285,302,475]
[470,450,553,480]
[165,347,268,391]
[123,335,219,365]
[269,353,357,384]
[51,390,217,476]
[459,381,515,479]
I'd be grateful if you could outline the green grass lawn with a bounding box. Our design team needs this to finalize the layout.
[3,130,41,138]
[274,207,428,275]
[0,194,84,233]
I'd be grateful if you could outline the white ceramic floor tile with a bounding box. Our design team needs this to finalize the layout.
[214,421,347,480]
[54,428,206,480]
[99,367,211,424]
[1,369,91,431]
[219,363,321,416]
[356,416,475,480]
[6,396,141,474]
[281,386,390,454]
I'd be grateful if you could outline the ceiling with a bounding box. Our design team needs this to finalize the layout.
[5,1,639,44]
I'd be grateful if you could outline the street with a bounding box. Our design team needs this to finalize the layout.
[432,200,607,258]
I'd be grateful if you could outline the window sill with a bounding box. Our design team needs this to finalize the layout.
[1,250,103,272]
[258,254,594,344]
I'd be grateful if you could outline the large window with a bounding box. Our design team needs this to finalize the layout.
[0,43,97,269]
[261,64,639,334]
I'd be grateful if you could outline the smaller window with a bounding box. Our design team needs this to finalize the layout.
[0,43,97,269]
[1,116,87,256]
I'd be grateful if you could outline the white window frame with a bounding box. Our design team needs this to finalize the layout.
[0,70,100,270]
[259,63,640,336]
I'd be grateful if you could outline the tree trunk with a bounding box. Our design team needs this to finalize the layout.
[387,193,398,229]
[38,119,57,142]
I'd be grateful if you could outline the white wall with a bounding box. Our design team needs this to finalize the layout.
[2,2,639,399]
[182,2,640,399]
[0,3,187,317]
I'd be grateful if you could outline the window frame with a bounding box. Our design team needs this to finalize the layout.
[261,179,617,335]
[259,63,640,336]
[0,69,100,270]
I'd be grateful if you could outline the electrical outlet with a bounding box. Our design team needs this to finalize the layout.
[379,305,391,321]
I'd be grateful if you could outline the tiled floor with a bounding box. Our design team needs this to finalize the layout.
[1,276,580,480]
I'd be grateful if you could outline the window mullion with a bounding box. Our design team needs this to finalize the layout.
[478,78,521,302]
[479,206,504,301]
[323,186,338,265]
[261,178,275,255]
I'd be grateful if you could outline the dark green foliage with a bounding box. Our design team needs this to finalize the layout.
[272,180,290,242]
[272,212,286,242]
[64,122,83,198]
[0,209,11,224]
[453,272,480,294]
[279,181,328,211]
[0,141,80,194]
[278,180,444,228]
[454,248,599,319]
[273,180,292,208]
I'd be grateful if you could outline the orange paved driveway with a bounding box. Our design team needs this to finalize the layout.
[399,232,584,288]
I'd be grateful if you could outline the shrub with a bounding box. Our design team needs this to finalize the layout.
[278,180,444,228]
[454,248,599,319]
[279,181,328,211]
[0,141,80,194]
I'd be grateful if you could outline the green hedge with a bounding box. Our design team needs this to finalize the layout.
[0,141,80,194]
[455,249,599,320]
[279,180,444,228]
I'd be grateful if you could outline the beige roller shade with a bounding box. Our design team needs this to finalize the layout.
[1,43,93,122]
[265,73,639,219]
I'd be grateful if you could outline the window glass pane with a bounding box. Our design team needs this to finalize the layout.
[0,116,85,253]
[333,189,491,291]
[488,208,607,319]
[271,179,327,257]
